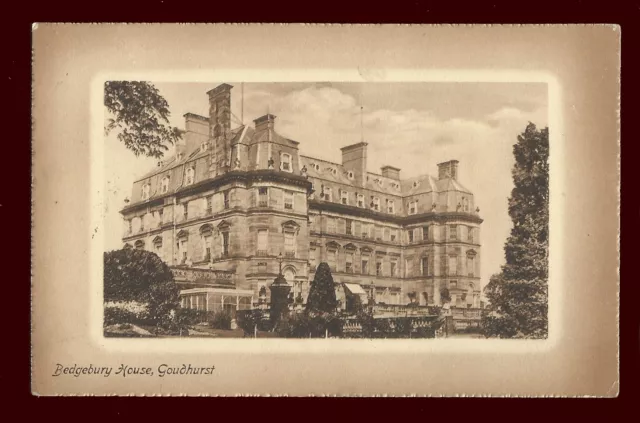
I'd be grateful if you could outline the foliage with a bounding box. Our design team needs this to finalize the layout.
[209,310,233,330]
[104,249,180,323]
[174,308,209,327]
[440,287,452,303]
[237,309,271,335]
[306,262,338,314]
[104,306,138,326]
[104,81,182,158]
[482,123,549,339]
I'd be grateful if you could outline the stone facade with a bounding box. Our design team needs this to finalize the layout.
[121,83,483,309]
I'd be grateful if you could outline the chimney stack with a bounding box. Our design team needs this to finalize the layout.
[340,142,368,187]
[207,83,233,171]
[381,165,401,180]
[254,114,277,135]
[437,160,459,180]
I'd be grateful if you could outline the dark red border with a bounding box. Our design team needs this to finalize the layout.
[8,0,637,416]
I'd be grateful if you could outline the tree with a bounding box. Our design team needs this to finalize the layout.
[105,81,182,158]
[482,123,549,339]
[104,248,180,322]
[306,262,338,313]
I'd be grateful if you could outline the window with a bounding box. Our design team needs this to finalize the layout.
[405,259,413,277]
[372,197,380,211]
[376,261,382,276]
[449,224,457,240]
[361,223,368,239]
[280,153,292,172]
[409,200,417,215]
[309,249,317,271]
[421,257,430,276]
[258,187,268,207]
[383,228,390,241]
[468,226,474,242]
[126,219,132,234]
[408,229,414,243]
[284,191,294,210]
[323,186,332,202]
[204,235,212,261]
[341,190,348,205]
[354,221,361,237]
[257,230,268,256]
[357,194,365,208]
[161,176,170,193]
[388,200,395,214]
[346,252,354,273]
[140,215,145,232]
[134,240,144,250]
[345,219,353,235]
[223,190,230,209]
[328,250,337,271]
[327,217,336,233]
[185,167,195,185]
[448,255,458,276]
[462,197,469,212]
[390,259,397,277]
[467,254,475,277]
[258,262,267,273]
[179,239,188,263]
[450,280,457,289]
[361,257,369,275]
[221,232,230,257]
[347,171,354,179]
[375,225,382,241]
[154,241,162,258]
[158,209,163,226]
[422,225,430,241]
[182,203,188,220]
[284,232,295,257]
[390,230,397,243]
[142,184,150,200]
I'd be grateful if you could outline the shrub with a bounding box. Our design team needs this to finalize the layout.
[104,307,138,326]
[209,310,232,330]
[174,308,208,327]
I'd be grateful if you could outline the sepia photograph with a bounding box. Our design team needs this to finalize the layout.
[31,24,619,397]
[103,81,549,340]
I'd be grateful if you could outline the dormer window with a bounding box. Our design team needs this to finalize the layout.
[340,190,348,205]
[323,186,332,202]
[185,167,195,185]
[357,194,365,208]
[388,200,395,214]
[161,176,170,193]
[141,183,150,200]
[347,171,354,179]
[409,200,418,215]
[280,153,292,172]
[372,197,380,211]
[413,181,420,188]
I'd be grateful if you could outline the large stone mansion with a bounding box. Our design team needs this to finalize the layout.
[120,83,483,313]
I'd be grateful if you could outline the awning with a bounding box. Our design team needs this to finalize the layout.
[343,283,367,295]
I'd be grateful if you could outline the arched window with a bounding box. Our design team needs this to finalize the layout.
[134,240,145,250]
[185,167,195,185]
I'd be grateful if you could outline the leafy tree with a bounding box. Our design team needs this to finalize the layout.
[482,123,549,339]
[306,262,338,313]
[105,81,182,158]
[104,248,180,322]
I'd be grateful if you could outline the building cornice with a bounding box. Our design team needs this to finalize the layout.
[308,199,483,224]
[121,170,313,215]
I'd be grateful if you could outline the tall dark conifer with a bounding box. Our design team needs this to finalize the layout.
[306,262,338,314]
[482,123,549,339]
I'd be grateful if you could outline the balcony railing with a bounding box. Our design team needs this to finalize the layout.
[258,200,268,207]
[284,251,296,258]
[256,250,268,257]
[451,308,482,319]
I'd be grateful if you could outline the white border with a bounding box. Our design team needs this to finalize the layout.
[90,69,562,355]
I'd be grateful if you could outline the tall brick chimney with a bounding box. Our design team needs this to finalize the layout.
[254,114,276,135]
[341,142,368,187]
[437,160,459,180]
[381,165,401,180]
[207,83,233,171]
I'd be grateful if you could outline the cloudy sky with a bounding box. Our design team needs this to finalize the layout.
[104,81,548,290]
